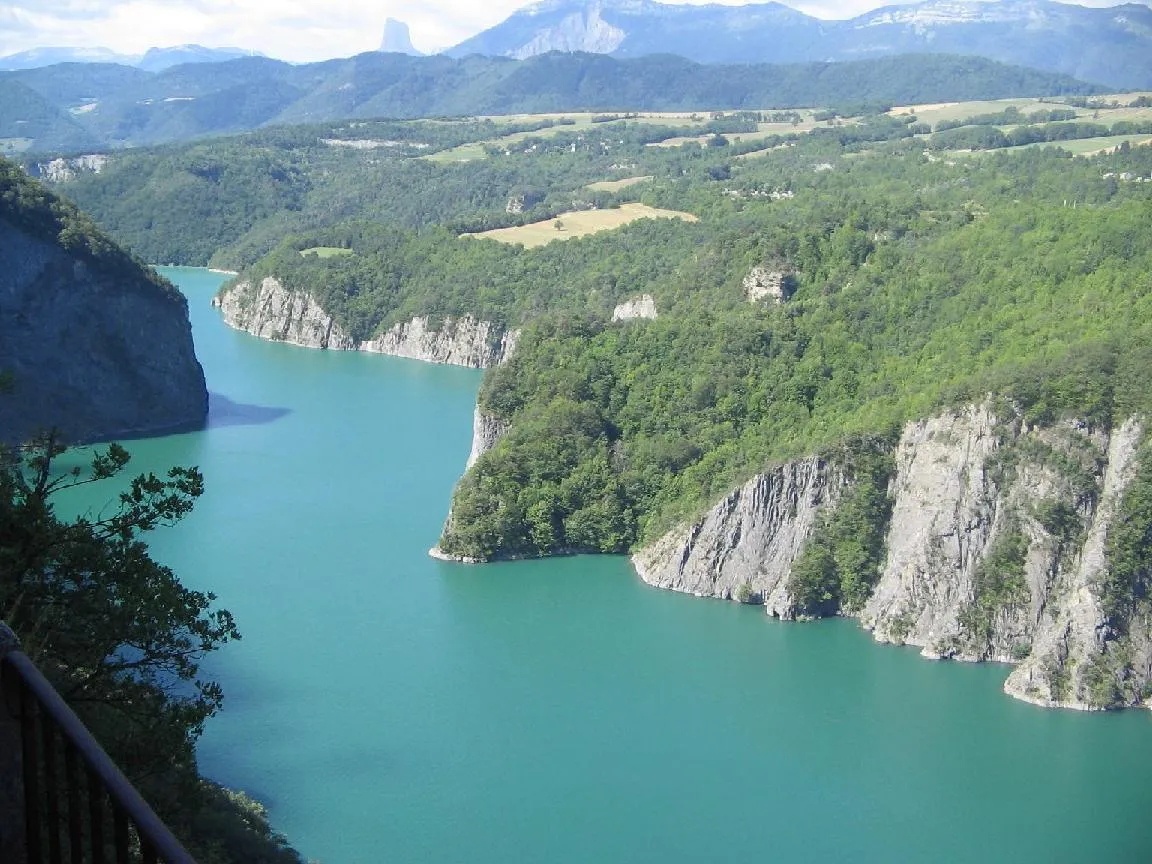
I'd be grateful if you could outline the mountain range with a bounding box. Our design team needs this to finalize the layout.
[0,51,1102,154]
[0,44,262,73]
[448,0,1152,88]
[3,0,1150,90]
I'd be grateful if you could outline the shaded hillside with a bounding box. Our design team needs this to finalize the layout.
[0,51,1103,152]
[0,156,207,442]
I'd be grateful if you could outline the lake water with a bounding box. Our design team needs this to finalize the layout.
[80,268,1152,862]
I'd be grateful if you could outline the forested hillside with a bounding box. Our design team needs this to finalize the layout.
[165,105,1152,568]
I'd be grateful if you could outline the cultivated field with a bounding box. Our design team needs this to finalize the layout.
[462,203,698,248]
[425,110,823,161]
[890,96,1152,130]
[299,246,354,258]
[586,176,654,192]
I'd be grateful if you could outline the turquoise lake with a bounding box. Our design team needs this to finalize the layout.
[82,268,1152,862]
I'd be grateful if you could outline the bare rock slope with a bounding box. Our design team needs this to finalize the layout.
[635,403,1150,710]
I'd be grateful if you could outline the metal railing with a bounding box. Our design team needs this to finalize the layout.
[0,623,197,864]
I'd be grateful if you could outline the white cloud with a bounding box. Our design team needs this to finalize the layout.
[0,0,1144,63]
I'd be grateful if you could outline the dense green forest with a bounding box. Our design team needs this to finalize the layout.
[1,51,1104,152]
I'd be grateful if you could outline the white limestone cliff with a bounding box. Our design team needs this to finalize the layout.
[213,277,517,369]
[611,294,658,321]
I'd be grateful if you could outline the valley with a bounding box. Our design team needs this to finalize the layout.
[4,8,1152,860]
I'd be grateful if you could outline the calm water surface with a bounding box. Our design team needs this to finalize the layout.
[73,269,1152,863]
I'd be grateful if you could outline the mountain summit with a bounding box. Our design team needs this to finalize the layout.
[447,0,1152,88]
[380,18,423,55]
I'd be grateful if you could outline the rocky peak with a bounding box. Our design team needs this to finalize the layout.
[380,18,422,56]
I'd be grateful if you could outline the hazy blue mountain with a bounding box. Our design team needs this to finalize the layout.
[380,19,423,55]
[0,44,263,73]
[0,47,137,70]
[0,51,1103,153]
[447,0,1152,88]
[136,45,264,72]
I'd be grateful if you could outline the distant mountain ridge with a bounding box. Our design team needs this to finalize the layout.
[0,44,263,73]
[447,0,1152,88]
[0,51,1103,153]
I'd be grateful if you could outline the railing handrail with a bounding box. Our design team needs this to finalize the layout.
[0,622,198,864]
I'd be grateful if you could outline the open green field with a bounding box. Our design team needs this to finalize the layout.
[891,96,1152,130]
[461,202,698,248]
[422,142,491,163]
[0,138,34,155]
[586,176,654,192]
[428,110,820,160]
[647,116,828,148]
[942,134,1152,158]
[736,141,798,160]
[889,98,1070,125]
[299,246,354,258]
[1025,134,1152,156]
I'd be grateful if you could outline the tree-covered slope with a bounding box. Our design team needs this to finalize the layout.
[437,143,1152,559]
[200,112,1152,568]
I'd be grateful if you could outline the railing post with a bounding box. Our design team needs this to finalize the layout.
[0,621,28,864]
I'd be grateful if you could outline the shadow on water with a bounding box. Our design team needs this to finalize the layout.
[207,392,292,428]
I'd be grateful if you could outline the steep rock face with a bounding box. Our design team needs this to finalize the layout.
[1002,418,1147,708]
[611,294,658,321]
[510,2,627,59]
[214,277,517,368]
[861,404,1005,651]
[466,406,509,470]
[362,316,518,368]
[631,403,1152,709]
[429,405,509,563]
[0,220,206,443]
[212,277,354,349]
[633,458,844,616]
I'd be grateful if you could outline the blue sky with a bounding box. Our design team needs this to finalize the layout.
[0,0,1137,63]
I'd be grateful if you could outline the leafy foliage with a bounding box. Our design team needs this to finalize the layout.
[787,441,896,617]
[0,435,302,864]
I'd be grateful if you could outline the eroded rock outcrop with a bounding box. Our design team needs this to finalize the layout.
[214,277,517,368]
[742,266,793,303]
[465,405,509,470]
[33,155,109,183]
[632,403,1152,710]
[0,208,206,443]
[611,294,658,321]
